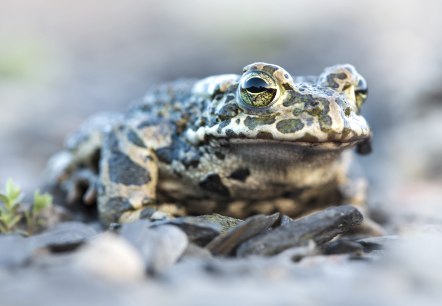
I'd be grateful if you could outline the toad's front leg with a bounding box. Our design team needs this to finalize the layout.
[97,125,161,225]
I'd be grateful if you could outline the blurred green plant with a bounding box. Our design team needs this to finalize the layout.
[0,179,52,235]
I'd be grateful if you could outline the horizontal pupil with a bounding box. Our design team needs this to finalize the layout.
[244,77,269,93]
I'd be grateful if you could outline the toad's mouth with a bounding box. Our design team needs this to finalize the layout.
[221,137,372,159]
[227,138,361,150]
[219,139,348,168]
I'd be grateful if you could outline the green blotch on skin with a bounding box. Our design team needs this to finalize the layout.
[341,127,353,139]
[244,115,276,130]
[308,107,322,117]
[303,99,332,131]
[276,119,304,134]
[282,91,309,107]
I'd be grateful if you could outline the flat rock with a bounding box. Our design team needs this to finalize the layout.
[181,243,212,259]
[163,214,241,246]
[322,239,364,255]
[206,213,279,256]
[29,221,98,252]
[280,215,295,227]
[237,205,363,257]
[357,235,399,252]
[120,220,188,274]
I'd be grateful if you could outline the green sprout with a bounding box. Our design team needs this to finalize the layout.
[0,179,53,235]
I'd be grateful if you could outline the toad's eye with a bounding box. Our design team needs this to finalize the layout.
[354,77,368,109]
[239,74,278,107]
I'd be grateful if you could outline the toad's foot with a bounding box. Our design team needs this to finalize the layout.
[63,168,98,205]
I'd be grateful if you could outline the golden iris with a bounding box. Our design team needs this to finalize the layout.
[239,73,278,107]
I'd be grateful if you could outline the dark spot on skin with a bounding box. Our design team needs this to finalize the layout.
[225,95,235,103]
[336,73,348,79]
[108,151,151,185]
[106,197,134,221]
[144,155,154,162]
[256,131,274,139]
[127,130,146,148]
[303,97,333,131]
[214,151,225,160]
[199,174,230,197]
[282,83,294,90]
[235,118,240,124]
[345,107,351,117]
[335,97,345,107]
[155,147,173,164]
[261,65,279,75]
[187,159,200,168]
[326,73,348,89]
[217,119,231,134]
[321,115,332,128]
[284,74,289,79]
[302,133,319,142]
[276,119,304,134]
[215,94,225,101]
[216,103,239,120]
[282,91,307,107]
[229,168,250,182]
[225,129,237,137]
[107,131,120,152]
[155,136,202,169]
[308,100,319,107]
[341,128,352,139]
[244,115,276,130]
[292,108,303,116]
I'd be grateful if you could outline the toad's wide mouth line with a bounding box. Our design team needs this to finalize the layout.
[217,138,363,151]
[226,138,361,150]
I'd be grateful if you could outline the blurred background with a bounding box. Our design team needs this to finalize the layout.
[1,0,441,228]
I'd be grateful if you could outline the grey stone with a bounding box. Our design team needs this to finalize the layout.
[280,214,295,226]
[275,242,319,262]
[29,221,97,252]
[163,215,241,246]
[237,205,363,256]
[206,213,279,256]
[357,235,399,252]
[181,243,212,259]
[120,220,188,274]
[322,239,364,255]
[0,235,34,267]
